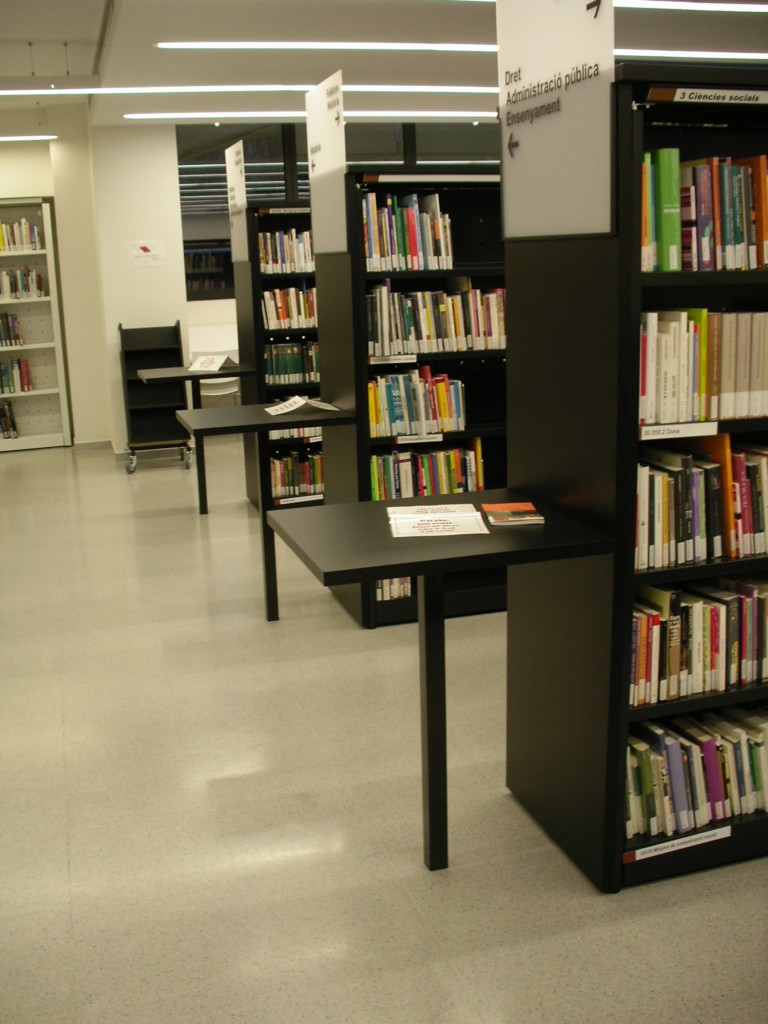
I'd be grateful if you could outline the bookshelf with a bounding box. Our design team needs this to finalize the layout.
[119,321,191,473]
[184,240,234,300]
[233,206,325,509]
[319,173,508,628]
[504,63,768,892]
[0,199,71,451]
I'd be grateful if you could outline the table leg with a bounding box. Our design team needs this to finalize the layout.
[194,434,208,515]
[418,573,448,870]
[190,379,202,409]
[254,433,279,621]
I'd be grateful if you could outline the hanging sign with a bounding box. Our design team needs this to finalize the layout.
[496,0,615,238]
[305,70,347,254]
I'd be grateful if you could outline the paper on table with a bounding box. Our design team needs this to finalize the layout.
[387,505,489,537]
[266,395,341,416]
[188,354,235,372]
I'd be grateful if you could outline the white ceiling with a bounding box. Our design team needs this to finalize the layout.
[0,0,764,129]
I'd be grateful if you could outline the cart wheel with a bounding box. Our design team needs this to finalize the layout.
[184,447,192,469]
[126,453,137,474]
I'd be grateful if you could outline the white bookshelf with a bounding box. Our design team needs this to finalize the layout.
[0,200,72,451]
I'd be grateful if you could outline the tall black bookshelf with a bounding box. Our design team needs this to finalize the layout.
[504,63,768,892]
[233,206,323,508]
[318,172,508,628]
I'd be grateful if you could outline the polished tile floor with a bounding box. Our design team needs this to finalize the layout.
[2,439,767,1024]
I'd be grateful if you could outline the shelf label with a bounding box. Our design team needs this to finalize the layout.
[370,354,418,365]
[647,86,768,107]
[495,0,614,238]
[623,825,731,864]
[395,434,443,445]
[306,70,347,255]
[640,422,718,441]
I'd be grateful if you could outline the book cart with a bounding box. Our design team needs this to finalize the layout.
[119,321,192,473]
[233,206,324,511]
[504,63,768,892]
[0,199,72,452]
[318,173,508,628]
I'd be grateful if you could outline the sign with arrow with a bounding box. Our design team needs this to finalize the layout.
[305,70,348,253]
[496,0,615,238]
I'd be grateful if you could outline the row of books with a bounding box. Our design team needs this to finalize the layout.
[636,435,768,572]
[362,191,453,273]
[0,312,24,346]
[184,251,226,273]
[632,578,768,708]
[257,228,314,274]
[264,340,320,385]
[366,281,506,358]
[261,285,317,331]
[0,268,45,301]
[270,450,323,500]
[642,148,767,272]
[268,426,322,443]
[370,440,484,500]
[0,399,17,438]
[0,358,31,394]
[0,218,42,253]
[368,366,465,438]
[639,309,768,425]
[626,707,768,841]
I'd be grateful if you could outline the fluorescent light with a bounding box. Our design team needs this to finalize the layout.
[125,111,307,120]
[615,1,768,10]
[157,40,497,54]
[344,84,498,94]
[0,134,57,142]
[615,47,768,59]
[127,109,498,121]
[344,109,498,119]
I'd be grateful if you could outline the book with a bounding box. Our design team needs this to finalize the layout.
[651,148,682,272]
[481,501,544,526]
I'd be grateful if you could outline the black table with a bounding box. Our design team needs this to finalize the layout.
[176,403,356,620]
[138,363,258,409]
[267,490,613,870]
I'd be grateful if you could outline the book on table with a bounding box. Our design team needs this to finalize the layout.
[481,501,545,526]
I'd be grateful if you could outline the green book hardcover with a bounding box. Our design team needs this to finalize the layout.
[652,148,682,272]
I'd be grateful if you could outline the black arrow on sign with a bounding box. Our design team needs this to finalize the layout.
[311,159,316,172]
[507,134,519,158]
[586,0,601,17]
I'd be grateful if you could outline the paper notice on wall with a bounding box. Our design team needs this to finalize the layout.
[126,241,166,267]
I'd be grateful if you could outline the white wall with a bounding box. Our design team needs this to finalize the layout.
[49,105,111,446]
[91,125,188,453]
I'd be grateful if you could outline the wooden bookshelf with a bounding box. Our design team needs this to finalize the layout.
[233,205,327,510]
[504,63,768,892]
[318,172,508,628]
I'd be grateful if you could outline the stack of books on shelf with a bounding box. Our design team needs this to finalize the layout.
[0,313,24,346]
[639,309,768,426]
[635,435,768,571]
[257,228,314,274]
[642,148,767,272]
[0,217,42,252]
[0,268,44,301]
[264,340,320,385]
[261,285,317,330]
[0,357,31,394]
[268,426,322,443]
[626,707,768,842]
[367,280,506,357]
[0,399,17,437]
[362,191,453,272]
[370,439,483,499]
[631,577,768,707]
[369,366,465,438]
[270,450,323,501]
